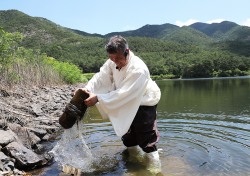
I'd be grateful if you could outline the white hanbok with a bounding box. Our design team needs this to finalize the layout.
[85,51,161,136]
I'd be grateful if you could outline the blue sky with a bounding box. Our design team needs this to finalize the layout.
[1,0,250,35]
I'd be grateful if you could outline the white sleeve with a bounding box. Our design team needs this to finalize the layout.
[85,60,114,94]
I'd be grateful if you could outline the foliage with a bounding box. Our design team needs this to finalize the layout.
[45,57,87,84]
[0,28,88,88]
[0,28,22,71]
[190,21,238,39]
[0,9,250,83]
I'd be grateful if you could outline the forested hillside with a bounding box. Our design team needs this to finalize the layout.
[0,9,250,85]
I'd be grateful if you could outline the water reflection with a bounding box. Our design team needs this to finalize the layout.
[38,77,250,176]
[158,76,250,115]
[156,76,250,176]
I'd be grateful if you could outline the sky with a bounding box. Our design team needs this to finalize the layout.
[1,0,250,35]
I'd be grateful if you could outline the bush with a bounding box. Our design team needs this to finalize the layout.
[45,57,87,84]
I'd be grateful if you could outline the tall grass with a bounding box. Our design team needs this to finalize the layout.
[0,29,87,89]
[0,49,63,89]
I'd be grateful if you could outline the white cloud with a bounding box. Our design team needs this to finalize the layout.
[175,19,200,27]
[241,18,250,27]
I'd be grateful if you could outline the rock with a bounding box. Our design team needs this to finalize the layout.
[28,127,47,139]
[30,104,44,116]
[0,90,10,97]
[3,142,43,170]
[0,83,87,173]
[25,131,41,146]
[0,153,5,171]
[0,151,16,174]
[0,129,17,146]
[7,124,41,148]
[42,134,51,141]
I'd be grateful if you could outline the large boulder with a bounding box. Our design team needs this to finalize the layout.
[3,142,43,170]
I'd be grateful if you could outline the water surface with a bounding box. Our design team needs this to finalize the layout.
[35,76,250,176]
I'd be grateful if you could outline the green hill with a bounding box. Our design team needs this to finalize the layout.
[190,21,239,38]
[0,9,250,79]
[105,23,179,39]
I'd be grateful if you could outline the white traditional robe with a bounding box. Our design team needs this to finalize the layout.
[85,51,161,136]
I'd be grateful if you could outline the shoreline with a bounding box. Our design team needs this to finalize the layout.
[0,83,86,175]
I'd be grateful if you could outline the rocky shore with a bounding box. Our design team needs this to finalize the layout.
[0,83,86,175]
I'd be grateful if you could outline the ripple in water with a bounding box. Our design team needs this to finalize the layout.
[157,111,250,176]
[46,110,250,175]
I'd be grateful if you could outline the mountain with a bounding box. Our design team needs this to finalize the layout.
[190,21,250,41]
[105,23,212,46]
[224,25,250,41]
[104,21,250,46]
[66,28,103,38]
[190,21,238,37]
[0,10,249,78]
[1,9,250,46]
[0,10,100,48]
[105,23,179,38]
[161,26,213,45]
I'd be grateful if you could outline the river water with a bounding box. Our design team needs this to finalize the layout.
[32,76,250,176]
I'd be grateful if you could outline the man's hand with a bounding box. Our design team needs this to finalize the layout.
[84,92,98,106]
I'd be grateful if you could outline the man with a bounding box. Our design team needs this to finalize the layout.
[81,35,161,173]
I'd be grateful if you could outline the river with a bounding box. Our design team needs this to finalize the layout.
[31,76,250,176]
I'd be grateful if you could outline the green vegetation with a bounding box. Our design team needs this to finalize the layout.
[0,10,250,88]
[0,28,88,88]
[127,37,250,78]
[44,57,88,84]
